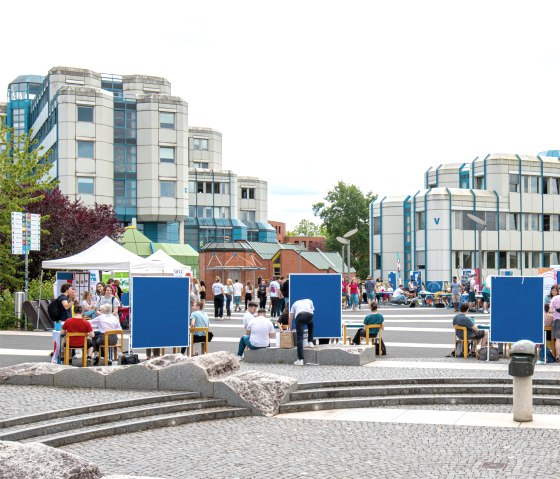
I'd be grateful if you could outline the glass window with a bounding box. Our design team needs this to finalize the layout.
[487,251,496,269]
[544,178,550,195]
[544,214,551,232]
[77,106,94,122]
[454,251,461,269]
[77,177,94,195]
[509,174,519,193]
[160,146,175,163]
[374,253,381,270]
[188,181,196,194]
[193,138,209,150]
[159,112,175,129]
[532,252,540,269]
[474,176,484,189]
[544,253,551,267]
[197,182,204,193]
[241,210,256,222]
[454,211,463,229]
[523,213,529,231]
[193,162,209,169]
[241,188,256,200]
[114,179,136,207]
[463,252,472,269]
[416,251,425,269]
[486,212,497,231]
[416,212,425,231]
[554,215,560,232]
[373,216,381,235]
[205,207,212,218]
[509,213,519,231]
[77,141,94,159]
[531,214,540,231]
[499,251,507,269]
[524,252,530,269]
[509,252,519,269]
[189,205,196,217]
[552,178,560,195]
[499,212,507,230]
[530,176,539,194]
[197,206,204,217]
[160,181,176,198]
[214,183,221,194]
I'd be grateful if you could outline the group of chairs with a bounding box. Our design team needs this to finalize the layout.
[62,327,211,367]
[453,325,556,359]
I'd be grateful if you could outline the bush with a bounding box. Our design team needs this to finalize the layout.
[0,277,54,330]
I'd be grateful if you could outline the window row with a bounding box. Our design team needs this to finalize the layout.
[510,174,560,195]
[188,205,230,219]
[190,181,230,195]
[241,188,255,200]
[192,138,208,150]
[454,250,560,270]
[77,107,177,131]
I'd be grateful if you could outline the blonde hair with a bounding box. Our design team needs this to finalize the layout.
[227,278,233,285]
[82,291,92,300]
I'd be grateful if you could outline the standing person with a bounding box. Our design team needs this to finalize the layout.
[236,308,275,359]
[348,278,360,311]
[289,298,315,366]
[451,276,461,312]
[107,279,118,298]
[365,276,376,306]
[257,278,268,310]
[199,281,207,310]
[224,279,234,318]
[97,286,120,316]
[212,276,225,319]
[342,276,349,309]
[192,278,201,303]
[481,276,491,314]
[269,276,280,318]
[281,276,289,308]
[467,274,477,312]
[94,282,106,304]
[352,302,385,346]
[233,279,243,312]
[545,285,558,305]
[244,281,253,311]
[357,278,363,309]
[113,279,123,300]
[58,283,76,321]
[550,286,560,360]
[407,278,417,298]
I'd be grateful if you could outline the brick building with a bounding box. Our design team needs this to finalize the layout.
[268,221,326,252]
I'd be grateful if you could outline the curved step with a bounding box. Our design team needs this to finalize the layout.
[279,394,560,414]
[0,397,226,442]
[26,406,251,447]
[0,391,200,429]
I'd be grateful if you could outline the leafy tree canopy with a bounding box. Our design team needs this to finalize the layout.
[288,219,325,237]
[312,181,376,278]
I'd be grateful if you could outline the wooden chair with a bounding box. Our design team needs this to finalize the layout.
[98,330,125,366]
[545,326,555,358]
[453,325,481,359]
[190,327,209,356]
[64,332,88,367]
[364,324,383,355]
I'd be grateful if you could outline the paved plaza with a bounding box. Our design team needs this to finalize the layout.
[1,359,560,478]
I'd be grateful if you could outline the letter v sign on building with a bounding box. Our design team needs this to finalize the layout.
[434,217,440,224]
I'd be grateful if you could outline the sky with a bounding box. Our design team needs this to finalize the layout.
[2,0,560,230]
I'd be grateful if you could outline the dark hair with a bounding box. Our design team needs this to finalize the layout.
[460,303,469,313]
[370,303,378,312]
[200,281,205,287]
[73,305,83,314]
[545,304,550,313]
[452,276,457,281]
[61,283,72,293]
[258,308,266,314]
[248,301,258,308]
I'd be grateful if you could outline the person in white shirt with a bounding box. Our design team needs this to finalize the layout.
[289,298,315,365]
[232,279,244,312]
[89,304,122,364]
[237,309,275,359]
[269,276,281,318]
[243,301,258,329]
[391,285,407,304]
[212,276,225,319]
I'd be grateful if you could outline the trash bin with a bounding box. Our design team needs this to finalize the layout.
[14,292,25,320]
[508,340,537,422]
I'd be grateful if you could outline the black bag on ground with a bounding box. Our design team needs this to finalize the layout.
[120,353,139,365]
[478,346,499,361]
[47,296,65,322]
[375,338,387,355]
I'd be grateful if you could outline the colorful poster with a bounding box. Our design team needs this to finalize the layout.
[538,268,556,300]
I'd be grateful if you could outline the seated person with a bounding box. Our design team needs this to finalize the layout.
[243,301,258,330]
[453,303,488,349]
[181,301,211,354]
[237,308,275,359]
[277,304,290,330]
[391,284,408,304]
[81,291,97,318]
[352,302,384,345]
[89,303,122,364]
[61,305,94,363]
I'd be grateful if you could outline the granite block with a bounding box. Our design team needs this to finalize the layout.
[54,368,106,389]
[244,347,316,364]
[315,345,375,366]
[105,365,158,391]
[158,362,214,397]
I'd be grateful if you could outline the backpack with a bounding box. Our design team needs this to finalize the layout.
[478,346,499,361]
[47,296,65,322]
[539,347,555,363]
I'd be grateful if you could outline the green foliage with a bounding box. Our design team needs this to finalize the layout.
[312,182,376,278]
[0,126,56,291]
[288,219,325,237]
[0,289,15,329]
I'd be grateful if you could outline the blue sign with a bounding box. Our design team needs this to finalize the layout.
[131,276,191,349]
[490,276,543,344]
[388,272,397,289]
[289,274,342,338]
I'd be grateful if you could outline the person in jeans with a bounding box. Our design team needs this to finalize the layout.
[451,276,461,312]
[289,298,315,366]
[237,309,275,359]
[212,276,225,319]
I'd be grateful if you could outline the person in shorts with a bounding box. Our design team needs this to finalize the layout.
[451,276,461,312]
[453,303,487,348]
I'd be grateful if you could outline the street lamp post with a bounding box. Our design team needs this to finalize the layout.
[336,237,348,279]
[466,213,487,285]
[343,228,359,278]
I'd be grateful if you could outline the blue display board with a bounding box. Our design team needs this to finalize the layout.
[490,276,543,344]
[289,273,342,338]
[131,276,190,349]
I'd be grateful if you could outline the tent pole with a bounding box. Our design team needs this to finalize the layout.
[128,267,132,353]
[35,270,44,331]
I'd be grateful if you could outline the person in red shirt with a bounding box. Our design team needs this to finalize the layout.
[61,305,94,361]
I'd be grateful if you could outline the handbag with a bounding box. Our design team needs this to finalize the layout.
[119,353,139,365]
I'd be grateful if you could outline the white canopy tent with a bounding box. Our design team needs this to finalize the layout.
[146,249,192,275]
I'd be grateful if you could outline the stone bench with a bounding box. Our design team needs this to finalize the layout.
[243,345,376,366]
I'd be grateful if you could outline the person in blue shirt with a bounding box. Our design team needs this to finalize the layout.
[451,276,461,312]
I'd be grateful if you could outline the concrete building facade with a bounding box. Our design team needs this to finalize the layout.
[370,153,560,287]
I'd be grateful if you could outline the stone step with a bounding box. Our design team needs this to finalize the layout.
[0,391,200,429]
[279,394,560,414]
[296,377,560,390]
[290,384,560,401]
[24,406,251,447]
[0,397,226,442]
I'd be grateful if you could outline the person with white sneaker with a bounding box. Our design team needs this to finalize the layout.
[289,298,315,366]
[236,308,275,360]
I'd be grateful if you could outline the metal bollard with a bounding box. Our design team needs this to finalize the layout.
[508,340,537,422]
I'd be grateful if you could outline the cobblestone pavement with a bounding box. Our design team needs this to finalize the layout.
[0,385,172,420]
[61,416,560,478]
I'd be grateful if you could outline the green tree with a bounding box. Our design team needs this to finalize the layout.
[312,182,376,278]
[288,219,324,237]
[0,126,55,291]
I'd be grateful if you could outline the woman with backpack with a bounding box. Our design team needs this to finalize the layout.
[96,285,120,317]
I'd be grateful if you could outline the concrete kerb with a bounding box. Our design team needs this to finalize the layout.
[243,345,376,366]
[54,368,107,389]
[105,365,158,391]
[157,361,215,397]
